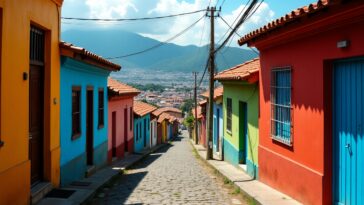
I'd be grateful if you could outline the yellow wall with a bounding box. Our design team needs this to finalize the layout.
[0,0,62,204]
[162,121,167,142]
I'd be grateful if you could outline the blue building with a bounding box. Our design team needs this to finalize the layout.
[201,87,224,160]
[133,101,156,153]
[59,42,121,186]
[213,101,224,160]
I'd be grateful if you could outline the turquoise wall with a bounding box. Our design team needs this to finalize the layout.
[213,102,223,154]
[60,57,110,185]
[134,114,151,153]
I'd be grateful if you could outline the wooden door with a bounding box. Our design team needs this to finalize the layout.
[333,58,364,205]
[239,101,247,164]
[29,65,44,185]
[124,108,128,152]
[86,89,94,165]
[29,26,45,185]
[112,111,116,157]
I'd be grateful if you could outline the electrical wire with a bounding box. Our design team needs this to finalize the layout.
[105,15,205,59]
[215,0,260,54]
[220,0,227,8]
[62,9,206,21]
[219,16,241,37]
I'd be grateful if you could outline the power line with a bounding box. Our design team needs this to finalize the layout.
[105,15,205,59]
[62,9,206,21]
[215,0,260,54]
[220,0,227,8]
[219,16,241,37]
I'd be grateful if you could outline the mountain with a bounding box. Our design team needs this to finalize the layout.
[61,29,258,72]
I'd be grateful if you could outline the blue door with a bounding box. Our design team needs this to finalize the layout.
[333,58,364,205]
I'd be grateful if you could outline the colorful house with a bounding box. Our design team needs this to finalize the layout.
[201,87,224,160]
[239,1,364,204]
[59,42,121,186]
[158,112,171,143]
[107,78,140,163]
[0,0,63,204]
[215,59,259,178]
[198,100,207,147]
[150,117,158,147]
[133,101,157,153]
[192,105,205,145]
[153,107,183,119]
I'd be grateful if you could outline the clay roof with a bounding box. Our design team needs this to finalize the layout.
[60,42,121,71]
[108,78,140,96]
[215,58,260,81]
[152,107,182,117]
[158,113,171,123]
[201,87,224,100]
[199,100,207,106]
[192,106,203,119]
[238,0,334,45]
[133,101,157,117]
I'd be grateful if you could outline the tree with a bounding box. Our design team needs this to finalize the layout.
[180,99,194,116]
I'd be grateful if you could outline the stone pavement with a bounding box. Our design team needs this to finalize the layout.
[191,140,302,205]
[37,144,164,205]
[89,133,246,205]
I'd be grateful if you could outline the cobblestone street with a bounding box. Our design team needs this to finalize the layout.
[89,132,247,205]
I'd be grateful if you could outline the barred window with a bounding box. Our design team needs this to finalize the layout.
[226,98,232,133]
[98,88,104,128]
[72,87,81,139]
[271,68,292,145]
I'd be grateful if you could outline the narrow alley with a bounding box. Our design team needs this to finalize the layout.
[88,131,247,205]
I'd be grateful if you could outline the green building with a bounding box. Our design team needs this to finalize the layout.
[215,58,260,178]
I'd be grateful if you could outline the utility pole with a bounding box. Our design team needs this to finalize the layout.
[193,71,199,144]
[206,7,220,160]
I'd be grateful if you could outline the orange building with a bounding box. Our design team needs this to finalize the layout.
[0,0,63,204]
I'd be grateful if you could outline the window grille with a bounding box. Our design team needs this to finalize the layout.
[271,68,292,145]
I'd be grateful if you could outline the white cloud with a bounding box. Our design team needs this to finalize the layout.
[62,0,275,47]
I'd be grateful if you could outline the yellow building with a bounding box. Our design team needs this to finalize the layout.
[0,0,63,204]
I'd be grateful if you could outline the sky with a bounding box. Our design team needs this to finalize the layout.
[62,0,316,47]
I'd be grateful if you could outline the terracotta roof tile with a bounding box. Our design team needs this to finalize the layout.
[108,78,140,96]
[191,106,203,119]
[60,41,121,71]
[134,101,157,117]
[158,113,171,123]
[201,87,224,100]
[152,107,182,117]
[215,58,260,81]
[238,0,332,45]
[199,99,207,106]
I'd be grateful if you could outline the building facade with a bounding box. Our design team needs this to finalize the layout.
[107,78,140,163]
[0,0,63,204]
[59,42,120,186]
[215,59,259,179]
[239,1,364,204]
[133,101,157,153]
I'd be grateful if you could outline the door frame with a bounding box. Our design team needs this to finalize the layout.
[86,87,94,166]
[111,111,117,157]
[124,108,128,153]
[239,101,247,164]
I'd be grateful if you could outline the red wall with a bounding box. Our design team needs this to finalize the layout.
[108,97,134,163]
[255,7,364,205]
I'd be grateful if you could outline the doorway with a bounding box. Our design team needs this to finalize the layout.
[112,111,117,158]
[239,101,247,164]
[124,108,128,153]
[333,58,364,205]
[143,119,147,147]
[86,88,94,165]
[29,26,45,185]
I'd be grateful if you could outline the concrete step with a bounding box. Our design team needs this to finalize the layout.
[31,182,53,204]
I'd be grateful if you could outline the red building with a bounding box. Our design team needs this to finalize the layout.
[107,78,140,163]
[239,1,364,204]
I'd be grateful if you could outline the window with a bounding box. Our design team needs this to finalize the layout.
[226,98,232,133]
[98,88,104,128]
[271,68,292,145]
[130,107,133,131]
[72,87,81,139]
